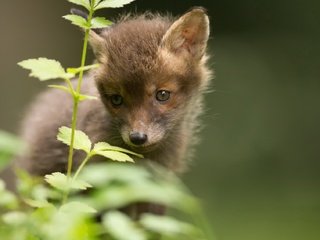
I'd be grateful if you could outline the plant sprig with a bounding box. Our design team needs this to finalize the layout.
[18,0,138,204]
[12,1,213,239]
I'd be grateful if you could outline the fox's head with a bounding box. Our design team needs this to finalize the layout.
[90,8,210,151]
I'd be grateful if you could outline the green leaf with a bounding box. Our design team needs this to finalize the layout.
[70,178,92,190]
[0,130,25,170]
[79,163,151,187]
[102,211,146,240]
[18,58,72,81]
[0,181,18,209]
[60,201,97,214]
[93,142,143,158]
[140,214,198,237]
[95,0,136,10]
[91,17,113,28]
[67,0,91,10]
[94,150,134,162]
[44,172,92,192]
[92,142,111,151]
[63,14,89,29]
[44,172,69,192]
[24,198,52,208]
[2,211,27,226]
[57,126,92,153]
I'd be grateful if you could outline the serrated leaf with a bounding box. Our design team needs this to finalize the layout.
[18,58,71,81]
[63,14,89,29]
[60,201,97,214]
[45,172,69,192]
[68,0,91,10]
[91,17,113,28]
[93,142,143,158]
[92,142,110,151]
[44,172,92,192]
[70,178,92,190]
[140,214,198,237]
[95,150,134,162]
[57,126,92,153]
[78,94,98,101]
[95,0,136,10]
[48,85,73,95]
[102,146,143,158]
[103,211,146,240]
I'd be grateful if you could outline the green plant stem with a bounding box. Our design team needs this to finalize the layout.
[63,153,92,204]
[72,153,93,182]
[66,100,79,178]
[66,4,95,180]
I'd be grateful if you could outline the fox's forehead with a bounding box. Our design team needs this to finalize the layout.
[98,17,171,72]
[94,14,206,98]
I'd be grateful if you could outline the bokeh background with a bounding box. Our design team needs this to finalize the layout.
[1,1,319,239]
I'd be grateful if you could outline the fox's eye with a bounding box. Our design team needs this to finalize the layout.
[156,90,171,102]
[110,94,123,107]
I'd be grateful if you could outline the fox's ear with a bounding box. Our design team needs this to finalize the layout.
[89,30,105,55]
[69,8,109,60]
[89,30,107,62]
[161,7,210,60]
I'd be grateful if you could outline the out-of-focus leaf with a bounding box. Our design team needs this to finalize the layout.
[102,211,146,240]
[80,163,150,186]
[24,198,52,208]
[0,130,24,170]
[0,131,23,154]
[0,180,18,209]
[18,58,73,81]
[57,126,92,153]
[86,177,196,211]
[60,201,97,214]
[140,214,199,238]
[95,0,135,10]
[2,211,27,226]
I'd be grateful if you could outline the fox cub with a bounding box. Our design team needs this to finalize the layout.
[18,8,212,176]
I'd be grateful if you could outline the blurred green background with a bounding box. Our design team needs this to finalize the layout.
[1,1,319,239]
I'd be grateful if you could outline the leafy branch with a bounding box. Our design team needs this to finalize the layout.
[6,1,214,239]
[18,0,137,204]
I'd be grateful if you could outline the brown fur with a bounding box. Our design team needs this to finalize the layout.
[16,8,212,176]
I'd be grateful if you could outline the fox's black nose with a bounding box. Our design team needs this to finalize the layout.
[129,132,148,145]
